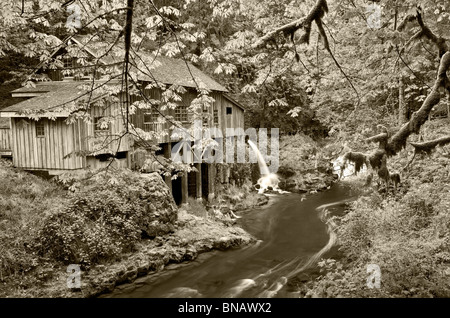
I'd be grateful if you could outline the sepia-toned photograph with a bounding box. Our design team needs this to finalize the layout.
[0,0,449,306]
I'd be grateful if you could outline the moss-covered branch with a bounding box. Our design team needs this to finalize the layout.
[343,52,449,184]
[252,0,328,49]
[386,52,450,155]
[342,152,367,174]
[398,7,448,57]
[410,136,450,154]
[366,133,388,147]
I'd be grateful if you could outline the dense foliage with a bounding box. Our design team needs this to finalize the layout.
[36,170,177,267]
[0,161,64,280]
[302,118,450,298]
[0,166,176,286]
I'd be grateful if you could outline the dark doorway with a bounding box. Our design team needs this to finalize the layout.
[201,163,209,200]
[172,175,182,205]
[188,170,197,198]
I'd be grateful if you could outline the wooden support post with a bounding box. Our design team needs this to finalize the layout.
[126,147,131,169]
[182,171,188,204]
[196,162,202,200]
[208,164,215,202]
[163,142,172,192]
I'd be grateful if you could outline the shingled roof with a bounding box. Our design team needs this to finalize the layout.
[10,81,70,94]
[1,82,96,113]
[3,36,232,114]
[72,35,227,92]
[136,55,227,92]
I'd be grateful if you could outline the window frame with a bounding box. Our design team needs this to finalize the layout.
[213,109,219,125]
[202,106,210,126]
[63,56,75,78]
[175,105,188,123]
[35,121,45,138]
[93,116,110,136]
[143,110,159,132]
[143,110,159,124]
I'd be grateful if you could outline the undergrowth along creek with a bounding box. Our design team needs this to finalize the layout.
[296,119,450,298]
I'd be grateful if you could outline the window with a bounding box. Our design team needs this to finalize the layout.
[35,121,45,137]
[202,106,209,126]
[63,56,73,69]
[213,109,219,125]
[63,56,74,77]
[175,106,188,122]
[143,111,158,123]
[226,107,232,115]
[115,151,127,159]
[144,111,158,124]
[94,116,109,136]
[143,111,159,132]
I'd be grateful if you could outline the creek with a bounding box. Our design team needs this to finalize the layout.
[102,185,356,298]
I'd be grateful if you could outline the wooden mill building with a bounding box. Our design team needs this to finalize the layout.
[0,35,246,204]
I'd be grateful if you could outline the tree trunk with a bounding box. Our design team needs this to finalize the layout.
[447,92,450,118]
[398,75,407,124]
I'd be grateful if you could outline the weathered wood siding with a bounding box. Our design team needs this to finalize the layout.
[8,88,244,171]
[129,88,170,144]
[129,88,245,143]
[217,94,244,135]
[11,118,86,170]
[0,128,11,151]
[86,103,130,154]
[130,88,201,144]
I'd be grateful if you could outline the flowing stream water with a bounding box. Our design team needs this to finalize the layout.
[102,144,356,298]
[102,185,356,298]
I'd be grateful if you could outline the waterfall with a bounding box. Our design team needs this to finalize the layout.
[248,140,270,176]
[247,140,283,193]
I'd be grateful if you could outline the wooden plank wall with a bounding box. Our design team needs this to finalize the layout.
[87,102,130,154]
[129,88,244,143]
[216,94,245,136]
[129,88,168,144]
[11,118,85,170]
[0,128,11,151]
[8,89,245,171]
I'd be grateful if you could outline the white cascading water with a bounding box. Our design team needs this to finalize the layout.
[247,140,285,194]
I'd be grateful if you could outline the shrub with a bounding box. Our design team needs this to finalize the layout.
[0,165,65,279]
[34,170,177,267]
[306,165,450,298]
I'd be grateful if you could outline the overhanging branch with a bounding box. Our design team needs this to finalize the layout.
[252,0,328,49]
[386,52,450,155]
[410,136,450,154]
